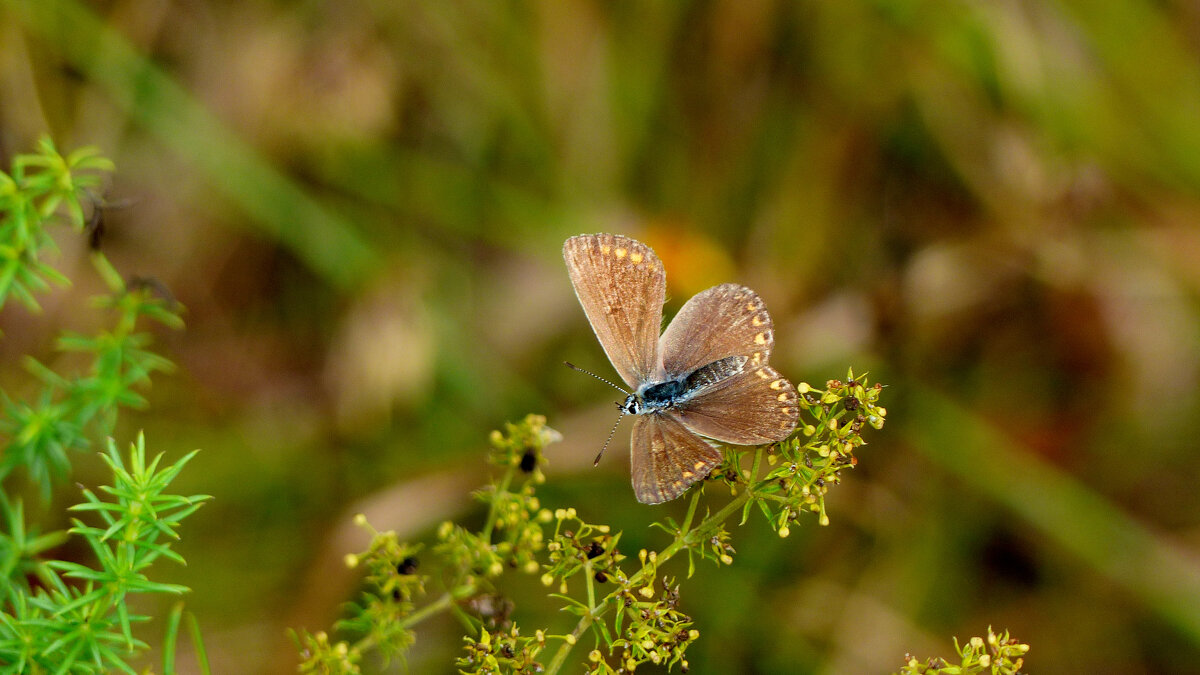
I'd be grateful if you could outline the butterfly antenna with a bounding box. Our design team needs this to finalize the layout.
[563,361,630,395]
[594,408,626,466]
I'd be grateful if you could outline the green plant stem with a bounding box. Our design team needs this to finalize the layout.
[585,559,596,610]
[399,591,459,630]
[681,490,701,534]
[480,463,516,542]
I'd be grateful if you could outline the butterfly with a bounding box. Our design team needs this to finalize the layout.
[563,233,799,504]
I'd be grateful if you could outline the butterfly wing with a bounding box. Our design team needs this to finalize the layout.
[659,283,775,380]
[631,413,722,504]
[564,234,665,389]
[673,364,799,445]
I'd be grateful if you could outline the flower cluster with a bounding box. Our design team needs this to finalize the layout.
[487,413,562,477]
[457,625,546,675]
[477,484,551,575]
[755,369,885,534]
[344,517,426,605]
[602,578,698,673]
[542,508,622,593]
[897,627,1030,675]
[296,630,362,675]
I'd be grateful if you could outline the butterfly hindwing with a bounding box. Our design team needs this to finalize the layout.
[564,234,665,389]
[659,283,774,380]
[673,364,799,445]
[631,413,722,504]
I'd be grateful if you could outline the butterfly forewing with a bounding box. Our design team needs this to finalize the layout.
[564,234,665,389]
[673,364,799,445]
[631,414,722,504]
[659,283,775,379]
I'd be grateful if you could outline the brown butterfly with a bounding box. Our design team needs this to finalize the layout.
[564,233,799,504]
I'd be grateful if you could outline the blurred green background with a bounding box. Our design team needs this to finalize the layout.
[3,0,1200,672]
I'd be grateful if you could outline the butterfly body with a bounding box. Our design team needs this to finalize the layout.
[620,355,749,416]
[564,233,799,504]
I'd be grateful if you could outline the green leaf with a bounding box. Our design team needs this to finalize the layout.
[592,618,612,646]
[548,594,589,614]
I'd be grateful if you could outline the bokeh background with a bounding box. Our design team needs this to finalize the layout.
[3,1,1200,673]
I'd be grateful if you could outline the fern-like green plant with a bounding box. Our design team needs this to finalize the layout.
[0,138,208,674]
[0,434,209,674]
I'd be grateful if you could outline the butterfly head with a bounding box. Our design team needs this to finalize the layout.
[618,393,643,416]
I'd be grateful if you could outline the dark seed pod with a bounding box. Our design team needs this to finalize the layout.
[520,448,538,473]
